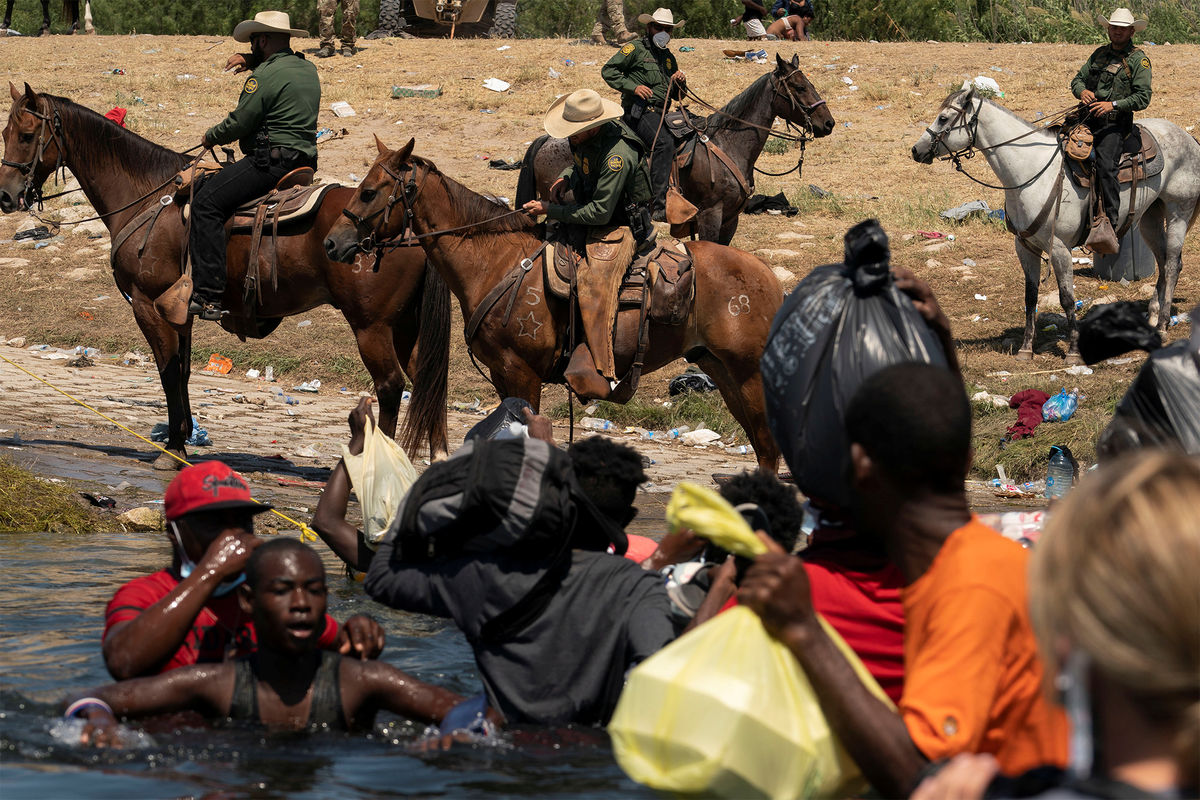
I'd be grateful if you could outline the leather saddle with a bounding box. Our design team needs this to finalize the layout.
[1064,124,1163,188]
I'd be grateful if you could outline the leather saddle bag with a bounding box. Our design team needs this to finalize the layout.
[1064,123,1093,162]
[648,243,694,326]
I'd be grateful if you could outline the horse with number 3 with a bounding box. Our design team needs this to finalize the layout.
[324,138,784,473]
[912,87,1200,363]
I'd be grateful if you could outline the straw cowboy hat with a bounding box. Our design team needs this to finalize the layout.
[232,11,308,42]
[1096,7,1148,31]
[543,89,623,139]
[637,8,685,28]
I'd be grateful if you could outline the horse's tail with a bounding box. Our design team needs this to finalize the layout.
[399,259,450,456]
[515,134,551,206]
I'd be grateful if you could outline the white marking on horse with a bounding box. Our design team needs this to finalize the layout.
[728,294,751,317]
[517,310,543,339]
[524,286,540,306]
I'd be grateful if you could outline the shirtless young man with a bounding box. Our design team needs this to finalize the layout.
[68,539,480,742]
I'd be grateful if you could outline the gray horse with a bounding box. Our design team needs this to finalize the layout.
[912,87,1200,363]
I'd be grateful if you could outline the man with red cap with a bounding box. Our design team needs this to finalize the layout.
[102,461,385,680]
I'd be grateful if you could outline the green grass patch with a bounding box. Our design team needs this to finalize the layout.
[546,391,745,441]
[0,457,101,533]
[763,137,792,156]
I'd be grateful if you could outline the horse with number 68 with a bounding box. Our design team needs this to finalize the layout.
[324,138,784,473]
[912,87,1200,363]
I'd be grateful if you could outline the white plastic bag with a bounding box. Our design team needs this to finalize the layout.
[341,418,417,547]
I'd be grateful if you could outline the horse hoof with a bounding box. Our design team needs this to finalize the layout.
[1015,349,1033,362]
[152,450,187,471]
[1065,353,1084,366]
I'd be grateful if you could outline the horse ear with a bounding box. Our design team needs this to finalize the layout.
[23,82,37,102]
[9,82,21,103]
[775,52,787,71]
[374,134,389,155]
[397,138,415,162]
[791,53,800,67]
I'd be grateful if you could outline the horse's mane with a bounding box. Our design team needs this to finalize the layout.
[38,94,190,193]
[410,154,536,234]
[708,72,774,131]
[940,89,1039,129]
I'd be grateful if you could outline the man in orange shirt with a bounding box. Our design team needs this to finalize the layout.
[740,363,1067,797]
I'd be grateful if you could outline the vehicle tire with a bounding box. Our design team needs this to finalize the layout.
[487,1,517,38]
[378,0,404,33]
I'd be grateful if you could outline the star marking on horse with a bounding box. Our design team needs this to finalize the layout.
[517,310,543,339]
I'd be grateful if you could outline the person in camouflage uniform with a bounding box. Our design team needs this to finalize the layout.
[591,0,636,46]
[522,89,654,398]
[1071,7,1152,230]
[601,7,686,222]
[317,0,359,58]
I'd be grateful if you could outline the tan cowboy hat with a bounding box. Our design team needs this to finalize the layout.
[1096,7,1148,31]
[637,8,684,28]
[232,11,308,42]
[543,89,623,139]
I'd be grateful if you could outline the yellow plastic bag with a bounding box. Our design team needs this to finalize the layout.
[340,418,417,547]
[609,610,893,800]
[665,482,766,558]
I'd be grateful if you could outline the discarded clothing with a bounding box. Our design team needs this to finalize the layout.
[941,200,991,221]
[104,107,128,127]
[150,416,211,447]
[488,158,523,171]
[1007,390,1050,440]
[743,192,798,216]
[668,371,718,396]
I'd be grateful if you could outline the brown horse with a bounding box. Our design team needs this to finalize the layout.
[325,138,784,473]
[0,83,450,467]
[515,53,834,246]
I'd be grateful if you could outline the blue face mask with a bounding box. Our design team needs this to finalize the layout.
[652,31,671,48]
[171,523,246,597]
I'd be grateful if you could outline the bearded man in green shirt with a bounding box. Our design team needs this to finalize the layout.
[189,11,321,321]
[1071,7,1152,232]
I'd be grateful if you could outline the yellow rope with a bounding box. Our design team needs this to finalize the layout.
[0,351,319,541]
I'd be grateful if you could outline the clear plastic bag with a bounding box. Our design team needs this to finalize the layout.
[341,418,418,548]
[609,607,890,799]
[1041,388,1079,422]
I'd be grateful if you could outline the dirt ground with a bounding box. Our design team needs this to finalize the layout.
[1,33,1197,501]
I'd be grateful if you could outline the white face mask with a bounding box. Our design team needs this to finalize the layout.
[652,31,671,48]
[170,522,245,597]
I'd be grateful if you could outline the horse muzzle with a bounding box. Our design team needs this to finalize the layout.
[323,229,361,264]
[911,142,935,164]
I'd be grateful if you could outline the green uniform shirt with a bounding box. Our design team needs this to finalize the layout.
[547,120,651,227]
[1071,42,1152,115]
[601,37,683,113]
[206,49,321,160]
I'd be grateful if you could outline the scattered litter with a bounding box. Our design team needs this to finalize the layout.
[316,127,348,143]
[66,355,93,368]
[293,380,322,393]
[496,45,511,51]
[479,109,495,114]
[548,67,561,79]
[296,319,312,328]
[232,394,267,406]
[808,184,832,198]
[963,75,1004,97]
[1065,365,1093,375]
[392,84,442,99]
[1071,256,1092,265]
[974,293,987,300]
[329,101,356,117]
[176,73,195,80]
[679,46,695,52]
[80,492,117,509]
[245,368,260,379]
[264,366,275,382]
[1170,312,1190,327]
[1042,388,1079,422]
[201,354,233,375]
[13,226,52,241]
[292,444,322,459]
[110,68,125,75]
[963,258,977,267]
[918,231,946,240]
[668,371,717,396]
[150,416,210,446]
[680,428,721,445]
[940,199,995,221]
[452,398,482,413]
[841,76,854,85]
[971,390,1009,407]
[482,78,511,92]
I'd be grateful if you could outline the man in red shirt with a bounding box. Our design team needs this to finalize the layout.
[103,461,385,679]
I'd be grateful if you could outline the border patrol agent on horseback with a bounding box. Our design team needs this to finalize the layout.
[522,89,655,400]
[601,7,686,223]
[189,11,320,321]
[1071,7,1151,233]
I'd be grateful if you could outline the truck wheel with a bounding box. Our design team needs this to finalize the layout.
[487,1,517,38]
[378,0,404,32]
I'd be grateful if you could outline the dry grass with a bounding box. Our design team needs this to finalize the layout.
[1,35,1197,481]
[0,456,101,532]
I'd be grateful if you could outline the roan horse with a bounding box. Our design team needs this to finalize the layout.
[515,53,835,246]
[325,138,784,473]
[0,83,451,467]
[912,87,1200,363]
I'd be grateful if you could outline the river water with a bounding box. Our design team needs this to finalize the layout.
[0,532,654,799]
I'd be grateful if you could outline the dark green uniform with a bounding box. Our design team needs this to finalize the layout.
[190,48,321,315]
[601,37,684,218]
[1070,42,1151,227]
[206,49,321,160]
[548,120,651,237]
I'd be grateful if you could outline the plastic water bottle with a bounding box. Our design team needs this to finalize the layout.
[580,417,612,431]
[1044,446,1073,500]
[264,365,274,382]
[666,426,691,439]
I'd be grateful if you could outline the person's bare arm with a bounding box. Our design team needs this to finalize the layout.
[640,527,704,571]
[103,533,258,680]
[66,665,233,747]
[350,660,470,726]
[683,556,737,632]
[312,397,376,572]
[739,553,928,797]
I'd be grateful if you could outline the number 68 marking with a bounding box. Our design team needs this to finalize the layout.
[728,294,751,317]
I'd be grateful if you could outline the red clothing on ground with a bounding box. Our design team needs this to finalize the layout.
[103,569,339,674]
[1007,389,1050,440]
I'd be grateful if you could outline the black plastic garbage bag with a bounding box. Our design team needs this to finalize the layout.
[1078,302,1162,365]
[668,371,718,396]
[760,219,950,509]
[465,397,534,442]
[1097,323,1200,458]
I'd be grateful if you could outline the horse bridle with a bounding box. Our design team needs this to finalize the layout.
[340,159,419,255]
[769,69,827,137]
[924,95,981,165]
[2,99,67,210]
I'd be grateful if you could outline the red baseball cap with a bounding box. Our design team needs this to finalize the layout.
[164,461,272,521]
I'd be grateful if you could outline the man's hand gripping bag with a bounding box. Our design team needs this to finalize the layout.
[341,417,418,547]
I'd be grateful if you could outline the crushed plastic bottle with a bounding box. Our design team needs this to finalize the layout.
[264,365,274,382]
[580,417,612,431]
[666,426,691,439]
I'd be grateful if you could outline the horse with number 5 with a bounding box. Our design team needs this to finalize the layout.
[0,83,451,467]
[324,138,784,473]
[912,86,1200,363]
